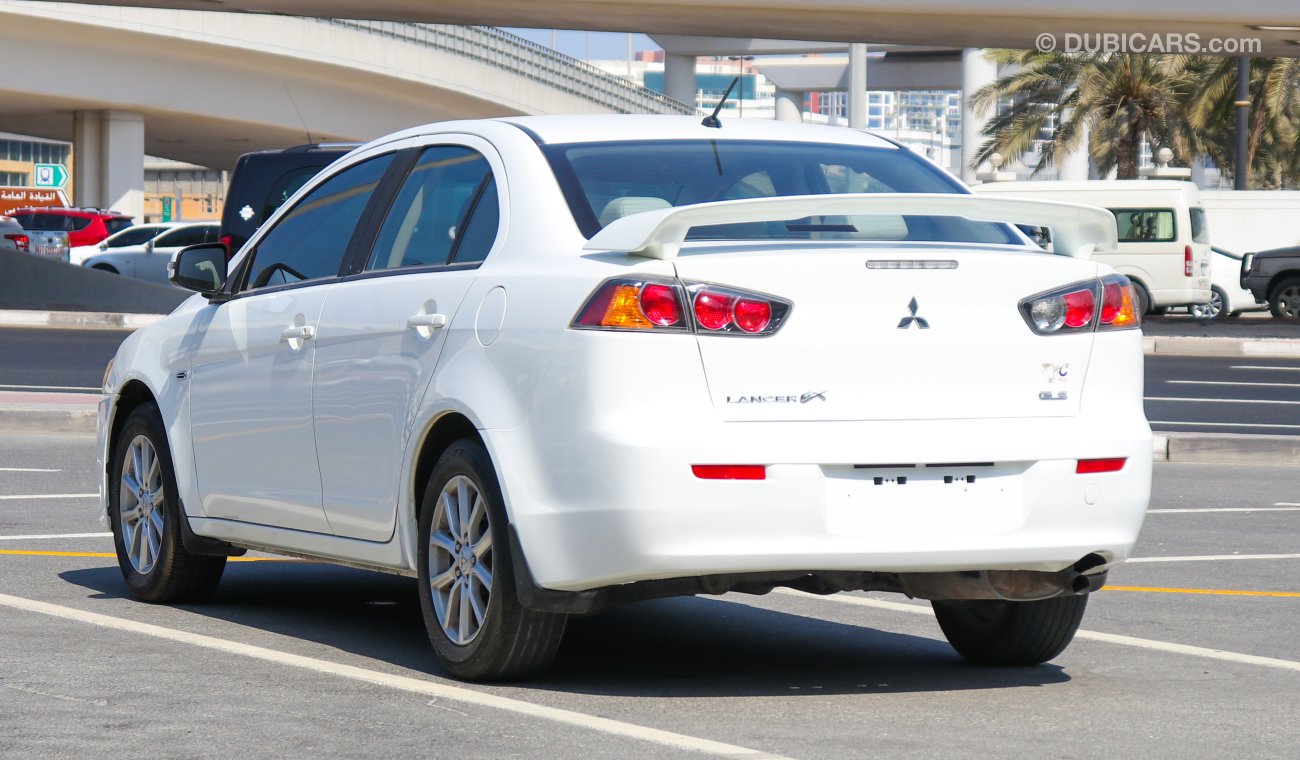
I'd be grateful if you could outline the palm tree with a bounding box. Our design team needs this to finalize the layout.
[970,50,1192,179]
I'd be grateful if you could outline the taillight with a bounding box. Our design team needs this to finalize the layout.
[219,234,235,261]
[1021,277,1139,335]
[692,464,766,480]
[1184,245,1193,277]
[4,233,29,252]
[1076,458,1126,474]
[573,277,790,336]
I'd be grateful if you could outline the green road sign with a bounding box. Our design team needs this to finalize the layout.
[34,163,68,189]
[161,196,173,222]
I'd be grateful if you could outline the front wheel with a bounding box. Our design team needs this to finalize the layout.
[1269,278,1300,320]
[416,439,566,681]
[932,595,1087,666]
[108,403,226,602]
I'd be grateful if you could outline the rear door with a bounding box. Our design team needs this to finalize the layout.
[313,139,502,541]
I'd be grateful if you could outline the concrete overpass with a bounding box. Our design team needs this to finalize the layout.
[64,1,1300,57]
[0,1,691,216]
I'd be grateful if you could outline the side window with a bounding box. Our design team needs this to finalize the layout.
[244,154,394,291]
[451,176,498,264]
[1112,209,1176,243]
[365,147,493,271]
[156,226,210,249]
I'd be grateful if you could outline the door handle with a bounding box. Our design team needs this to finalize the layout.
[406,313,448,330]
[280,325,315,342]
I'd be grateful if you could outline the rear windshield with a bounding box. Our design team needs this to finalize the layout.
[16,214,73,231]
[544,140,1020,246]
[1189,207,1209,244]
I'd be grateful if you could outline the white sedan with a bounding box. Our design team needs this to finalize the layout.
[82,222,219,283]
[97,116,1152,680]
[70,222,180,266]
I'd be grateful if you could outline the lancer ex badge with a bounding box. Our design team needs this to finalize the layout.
[897,297,930,329]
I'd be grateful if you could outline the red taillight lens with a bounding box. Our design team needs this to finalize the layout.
[4,233,29,252]
[692,464,766,480]
[1076,458,1126,474]
[734,298,773,333]
[694,291,734,330]
[1063,289,1096,328]
[1184,245,1193,277]
[1098,275,1140,331]
[640,283,683,326]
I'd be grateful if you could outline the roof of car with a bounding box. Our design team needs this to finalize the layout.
[496,115,899,148]
[9,206,131,218]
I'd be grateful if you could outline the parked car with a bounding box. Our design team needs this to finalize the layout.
[974,180,1213,315]
[82,223,220,284]
[99,116,1151,681]
[219,143,357,256]
[3,214,70,261]
[1189,247,1267,320]
[70,222,182,266]
[7,207,133,247]
[1241,245,1300,319]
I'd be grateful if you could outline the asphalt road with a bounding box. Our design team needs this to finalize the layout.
[1,433,1297,758]
[4,326,1300,435]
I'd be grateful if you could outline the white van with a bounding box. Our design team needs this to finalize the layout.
[973,180,1212,313]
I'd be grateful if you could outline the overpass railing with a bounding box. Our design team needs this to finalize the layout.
[322,20,697,116]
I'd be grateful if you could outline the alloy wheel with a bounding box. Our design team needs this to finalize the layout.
[427,475,494,645]
[1278,285,1300,319]
[120,434,165,574]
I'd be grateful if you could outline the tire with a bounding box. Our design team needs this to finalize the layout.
[108,403,226,603]
[932,595,1088,666]
[1191,287,1227,321]
[416,438,567,681]
[92,264,119,274]
[1131,282,1152,317]
[1269,277,1300,320]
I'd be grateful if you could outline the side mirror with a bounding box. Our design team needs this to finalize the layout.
[170,243,230,298]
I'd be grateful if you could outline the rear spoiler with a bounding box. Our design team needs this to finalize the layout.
[583,193,1118,261]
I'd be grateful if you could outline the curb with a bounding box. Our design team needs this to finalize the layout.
[0,408,99,436]
[1142,335,1300,358]
[0,309,162,331]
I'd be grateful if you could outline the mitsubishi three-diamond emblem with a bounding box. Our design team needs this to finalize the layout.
[897,297,930,329]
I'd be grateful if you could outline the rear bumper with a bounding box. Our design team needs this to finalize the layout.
[490,414,1153,591]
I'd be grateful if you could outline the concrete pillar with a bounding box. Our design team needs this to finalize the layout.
[663,53,698,109]
[73,110,144,219]
[774,89,803,122]
[847,43,867,129]
[960,48,998,183]
[1057,119,1090,181]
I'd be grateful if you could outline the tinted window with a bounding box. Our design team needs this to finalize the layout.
[19,214,71,231]
[106,227,164,247]
[156,226,215,249]
[1189,207,1209,244]
[69,216,93,231]
[1112,209,1176,243]
[452,176,499,265]
[103,218,132,235]
[244,154,393,291]
[365,147,492,271]
[263,166,327,222]
[545,140,1018,245]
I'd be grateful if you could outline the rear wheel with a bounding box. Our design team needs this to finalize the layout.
[1269,278,1300,320]
[1191,287,1227,321]
[108,404,226,602]
[416,439,566,681]
[92,264,119,274]
[932,595,1087,666]
[1131,281,1152,316]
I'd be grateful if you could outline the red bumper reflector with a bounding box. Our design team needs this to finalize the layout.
[692,465,766,480]
[1076,458,1126,474]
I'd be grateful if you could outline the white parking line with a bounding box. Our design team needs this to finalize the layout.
[0,493,97,501]
[1145,396,1300,406]
[0,532,112,541]
[1167,380,1300,388]
[1147,507,1300,514]
[0,384,101,392]
[0,468,62,473]
[0,593,787,760]
[1277,502,1300,507]
[1229,365,1300,372]
[774,590,1300,673]
[1127,554,1300,563]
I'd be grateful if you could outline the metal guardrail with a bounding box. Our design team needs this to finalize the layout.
[321,20,697,116]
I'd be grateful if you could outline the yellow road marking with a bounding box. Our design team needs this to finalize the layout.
[0,549,304,562]
[1104,585,1300,598]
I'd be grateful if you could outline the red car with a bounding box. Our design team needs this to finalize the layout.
[7,207,133,248]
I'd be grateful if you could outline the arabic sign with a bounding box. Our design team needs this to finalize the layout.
[34,163,69,188]
[0,188,71,216]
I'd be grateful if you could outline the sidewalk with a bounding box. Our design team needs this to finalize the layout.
[0,391,100,435]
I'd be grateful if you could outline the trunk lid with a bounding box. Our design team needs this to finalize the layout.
[673,243,1101,422]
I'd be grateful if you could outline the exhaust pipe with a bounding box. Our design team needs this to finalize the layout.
[898,554,1110,601]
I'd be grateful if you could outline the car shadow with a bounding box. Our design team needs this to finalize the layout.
[61,562,1071,697]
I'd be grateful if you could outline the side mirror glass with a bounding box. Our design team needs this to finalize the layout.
[170,243,229,297]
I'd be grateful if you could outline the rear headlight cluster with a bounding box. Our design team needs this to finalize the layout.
[3,233,29,252]
[573,277,792,336]
[1020,275,1140,335]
